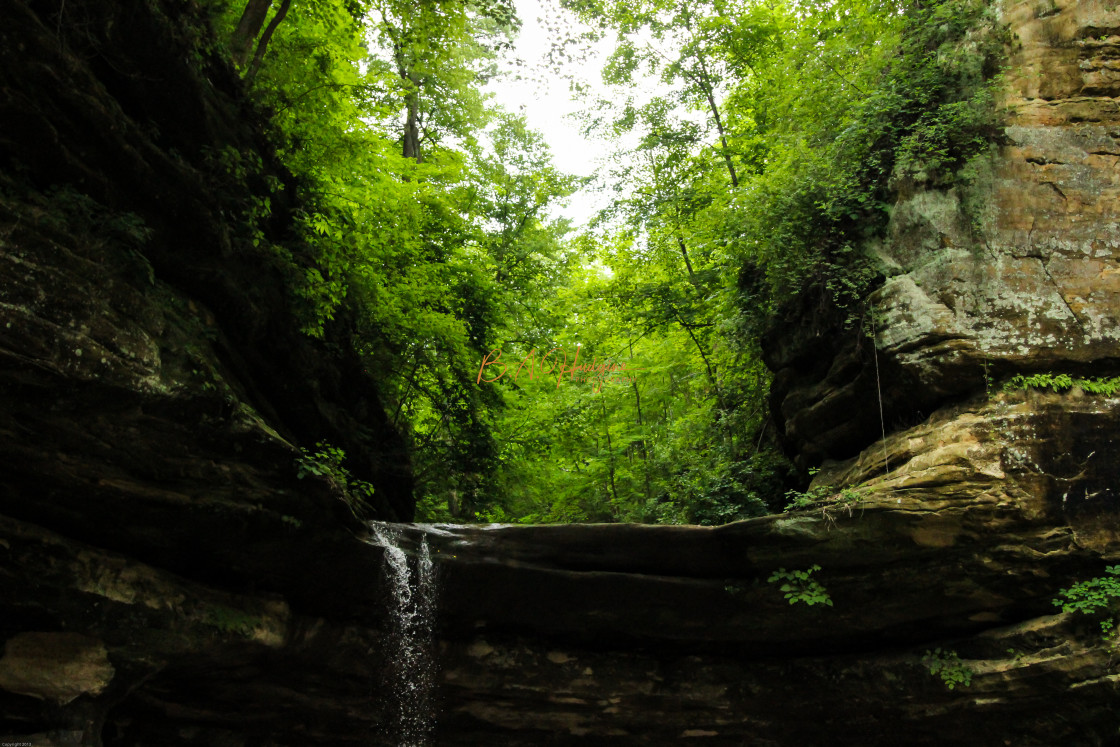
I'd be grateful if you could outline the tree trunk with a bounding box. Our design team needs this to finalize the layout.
[401,71,422,162]
[693,52,739,188]
[245,0,292,82]
[230,0,272,66]
[676,234,697,283]
[600,395,620,512]
[673,305,725,413]
[629,341,653,504]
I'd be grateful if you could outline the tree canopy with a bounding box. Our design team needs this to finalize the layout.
[202,0,1006,523]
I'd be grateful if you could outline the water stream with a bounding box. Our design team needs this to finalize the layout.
[369,523,438,746]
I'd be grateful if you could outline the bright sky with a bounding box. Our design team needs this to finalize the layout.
[485,0,614,226]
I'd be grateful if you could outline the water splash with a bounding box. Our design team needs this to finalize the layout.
[369,523,438,746]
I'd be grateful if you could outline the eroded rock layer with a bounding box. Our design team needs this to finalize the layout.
[767,0,1120,465]
[1,0,411,743]
[1,0,1119,745]
[407,383,1120,743]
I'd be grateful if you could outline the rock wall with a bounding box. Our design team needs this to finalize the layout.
[2,0,1120,745]
[766,0,1120,466]
[0,0,413,522]
[405,507,1118,745]
[1,0,415,744]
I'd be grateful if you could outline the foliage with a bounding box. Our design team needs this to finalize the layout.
[1077,377,1120,396]
[33,185,153,248]
[414,493,457,523]
[767,565,832,607]
[1004,372,1074,392]
[476,258,784,524]
[1052,566,1120,641]
[295,442,377,512]
[784,485,865,515]
[192,0,1010,524]
[204,605,262,636]
[203,0,585,519]
[922,648,973,690]
[727,0,1010,328]
[199,144,280,252]
[511,0,1011,525]
[1005,373,1120,396]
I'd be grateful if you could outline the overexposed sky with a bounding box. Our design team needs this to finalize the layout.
[485,0,614,226]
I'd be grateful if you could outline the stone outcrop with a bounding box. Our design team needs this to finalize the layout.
[2,0,1119,745]
[0,0,413,743]
[407,383,1120,742]
[766,0,1120,466]
[0,0,413,523]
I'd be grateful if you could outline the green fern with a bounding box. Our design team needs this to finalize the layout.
[1005,373,1120,396]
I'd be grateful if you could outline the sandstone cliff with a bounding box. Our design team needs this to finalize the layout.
[1,0,1119,745]
[1,0,414,743]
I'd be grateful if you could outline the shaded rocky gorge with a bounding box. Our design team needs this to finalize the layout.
[2,0,1120,744]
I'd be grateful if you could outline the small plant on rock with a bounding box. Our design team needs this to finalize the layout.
[923,648,973,690]
[295,441,375,513]
[1005,373,1120,397]
[768,565,833,607]
[1052,565,1120,644]
[784,483,866,519]
[783,485,835,512]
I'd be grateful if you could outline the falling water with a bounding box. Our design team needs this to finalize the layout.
[369,523,438,746]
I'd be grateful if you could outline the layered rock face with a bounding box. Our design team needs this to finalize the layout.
[408,490,1120,745]
[1,0,413,744]
[768,0,1120,466]
[2,0,1120,745]
[426,0,1120,741]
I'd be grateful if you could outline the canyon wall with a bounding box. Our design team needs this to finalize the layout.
[1,0,1119,745]
[767,0,1120,467]
[1,1,412,743]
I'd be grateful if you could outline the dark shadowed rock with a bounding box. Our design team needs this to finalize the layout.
[1,0,1119,745]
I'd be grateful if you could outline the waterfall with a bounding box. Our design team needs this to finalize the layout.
[369,523,438,746]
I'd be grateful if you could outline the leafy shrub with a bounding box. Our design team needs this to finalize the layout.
[923,648,973,690]
[1053,565,1120,641]
[295,441,375,512]
[736,0,1010,327]
[768,565,833,607]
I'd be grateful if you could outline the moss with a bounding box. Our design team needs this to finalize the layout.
[203,605,262,636]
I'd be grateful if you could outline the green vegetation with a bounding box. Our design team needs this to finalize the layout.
[922,648,973,690]
[784,485,865,514]
[1053,565,1120,642]
[204,605,262,636]
[768,565,832,607]
[295,442,376,513]
[199,0,1007,524]
[714,0,1008,331]
[1005,373,1120,396]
